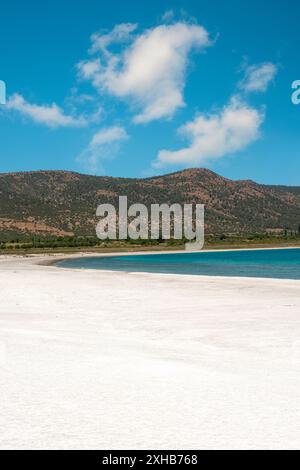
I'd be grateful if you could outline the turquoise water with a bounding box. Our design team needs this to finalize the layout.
[57,248,300,280]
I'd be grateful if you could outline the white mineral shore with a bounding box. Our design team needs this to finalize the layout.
[0,253,299,450]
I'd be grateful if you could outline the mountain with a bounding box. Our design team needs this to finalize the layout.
[0,168,299,240]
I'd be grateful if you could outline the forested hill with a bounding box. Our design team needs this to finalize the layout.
[0,168,299,239]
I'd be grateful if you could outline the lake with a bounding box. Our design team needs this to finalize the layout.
[56,248,300,280]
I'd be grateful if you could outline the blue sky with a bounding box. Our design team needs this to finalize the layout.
[0,0,299,184]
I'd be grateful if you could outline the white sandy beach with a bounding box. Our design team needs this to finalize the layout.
[0,252,299,449]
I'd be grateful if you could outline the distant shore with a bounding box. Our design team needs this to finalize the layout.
[1,239,300,257]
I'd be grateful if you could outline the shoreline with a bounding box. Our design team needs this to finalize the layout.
[1,240,300,258]
[0,248,299,286]
[36,246,300,283]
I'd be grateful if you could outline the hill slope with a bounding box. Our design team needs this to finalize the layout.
[0,168,299,239]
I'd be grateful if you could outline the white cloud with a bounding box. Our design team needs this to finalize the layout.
[239,62,277,93]
[6,93,87,128]
[78,22,212,123]
[90,126,128,147]
[90,23,138,55]
[153,97,264,168]
[161,10,175,22]
[78,59,101,79]
[78,126,129,172]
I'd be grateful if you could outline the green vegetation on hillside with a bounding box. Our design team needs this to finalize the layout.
[1,233,299,255]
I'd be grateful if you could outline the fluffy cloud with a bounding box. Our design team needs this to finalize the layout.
[239,62,277,93]
[89,126,128,147]
[90,23,138,55]
[78,22,212,123]
[6,93,87,128]
[153,97,264,168]
[78,126,129,171]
